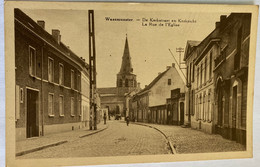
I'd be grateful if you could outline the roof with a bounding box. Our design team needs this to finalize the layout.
[137,68,170,95]
[97,87,117,94]
[183,40,201,61]
[14,8,87,69]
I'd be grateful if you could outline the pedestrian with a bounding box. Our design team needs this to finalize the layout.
[126,116,129,126]
[103,113,107,124]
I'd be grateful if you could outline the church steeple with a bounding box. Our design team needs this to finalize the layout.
[119,34,133,74]
[117,35,137,88]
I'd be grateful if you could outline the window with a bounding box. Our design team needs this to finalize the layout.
[48,93,54,116]
[192,62,195,82]
[78,75,81,90]
[29,46,36,76]
[48,58,54,82]
[71,97,75,116]
[168,79,171,85]
[118,79,123,87]
[59,63,64,85]
[209,52,212,79]
[71,70,75,89]
[204,57,207,83]
[189,62,192,83]
[197,67,199,88]
[125,79,129,87]
[200,63,203,86]
[59,95,64,116]
[20,88,23,103]
[208,89,211,121]
[186,65,189,83]
[235,26,242,70]
[15,85,20,120]
[78,100,81,116]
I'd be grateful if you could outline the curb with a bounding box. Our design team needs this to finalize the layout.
[16,140,68,157]
[79,125,109,138]
[16,125,109,157]
[132,122,177,154]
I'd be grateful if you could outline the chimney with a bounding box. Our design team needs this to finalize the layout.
[52,29,61,44]
[145,85,148,88]
[172,63,175,68]
[166,66,171,70]
[158,72,161,75]
[220,15,227,23]
[37,20,45,29]
[215,22,220,29]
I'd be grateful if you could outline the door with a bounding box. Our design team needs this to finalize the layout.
[180,102,184,125]
[27,89,39,138]
[232,86,237,140]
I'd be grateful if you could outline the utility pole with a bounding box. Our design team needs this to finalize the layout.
[89,10,97,130]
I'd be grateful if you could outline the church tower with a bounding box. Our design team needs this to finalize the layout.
[117,35,137,88]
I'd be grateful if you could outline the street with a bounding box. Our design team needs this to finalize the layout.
[18,121,171,158]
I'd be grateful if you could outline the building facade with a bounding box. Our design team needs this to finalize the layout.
[132,64,186,124]
[213,13,251,145]
[15,9,89,140]
[81,63,90,128]
[183,40,201,127]
[183,13,251,145]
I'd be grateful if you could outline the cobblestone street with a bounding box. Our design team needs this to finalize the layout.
[135,123,246,154]
[18,120,170,158]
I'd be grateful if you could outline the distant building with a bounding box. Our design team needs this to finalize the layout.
[125,86,141,121]
[183,13,251,145]
[15,9,89,140]
[97,36,139,117]
[132,64,186,124]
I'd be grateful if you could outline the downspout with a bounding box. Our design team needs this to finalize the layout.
[41,44,45,136]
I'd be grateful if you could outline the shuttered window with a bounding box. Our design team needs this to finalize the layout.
[48,58,54,82]
[29,46,36,76]
[48,93,54,116]
[71,97,75,116]
[15,85,20,120]
[59,95,64,116]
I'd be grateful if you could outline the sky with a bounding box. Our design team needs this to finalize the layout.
[22,9,229,88]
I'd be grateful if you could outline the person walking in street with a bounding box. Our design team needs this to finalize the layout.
[126,116,129,126]
[103,113,107,124]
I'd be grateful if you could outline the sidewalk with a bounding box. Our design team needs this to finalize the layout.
[16,122,109,156]
[133,122,246,154]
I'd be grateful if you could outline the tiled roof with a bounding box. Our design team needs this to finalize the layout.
[97,87,117,94]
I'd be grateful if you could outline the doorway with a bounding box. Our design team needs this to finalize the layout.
[26,89,39,138]
[232,86,238,140]
[180,102,184,125]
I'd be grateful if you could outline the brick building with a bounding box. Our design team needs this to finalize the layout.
[213,13,251,145]
[183,13,251,145]
[15,9,89,140]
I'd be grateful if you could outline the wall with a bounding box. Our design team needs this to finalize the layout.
[149,67,185,107]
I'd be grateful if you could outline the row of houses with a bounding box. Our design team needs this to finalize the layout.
[15,9,102,141]
[126,13,251,145]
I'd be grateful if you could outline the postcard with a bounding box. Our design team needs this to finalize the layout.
[4,1,259,167]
